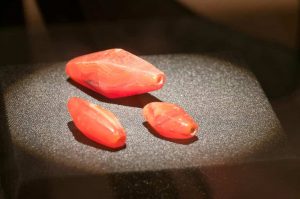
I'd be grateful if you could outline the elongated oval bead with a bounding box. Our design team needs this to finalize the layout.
[66,49,165,98]
[67,97,126,149]
[143,102,198,139]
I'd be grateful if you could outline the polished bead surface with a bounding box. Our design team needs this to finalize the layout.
[67,97,126,148]
[143,102,198,139]
[66,49,165,98]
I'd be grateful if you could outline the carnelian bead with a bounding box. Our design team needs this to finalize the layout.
[66,49,165,98]
[143,102,198,139]
[68,97,126,148]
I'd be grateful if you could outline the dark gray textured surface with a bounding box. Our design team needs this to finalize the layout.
[1,54,291,198]
[4,54,286,170]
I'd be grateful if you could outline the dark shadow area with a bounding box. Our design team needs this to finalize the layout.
[67,121,126,152]
[0,0,24,26]
[110,168,209,199]
[143,122,198,145]
[67,78,162,108]
[0,181,4,199]
[0,87,19,199]
[36,0,193,24]
[18,175,115,199]
[17,167,210,199]
[15,151,300,199]
[200,159,300,199]
[271,89,300,157]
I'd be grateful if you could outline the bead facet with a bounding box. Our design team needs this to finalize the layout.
[143,102,198,139]
[67,97,126,148]
[66,49,165,98]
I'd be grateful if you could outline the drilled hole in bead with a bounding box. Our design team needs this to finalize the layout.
[156,74,164,85]
[190,127,197,136]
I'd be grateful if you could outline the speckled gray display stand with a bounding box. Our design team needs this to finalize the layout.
[1,55,289,198]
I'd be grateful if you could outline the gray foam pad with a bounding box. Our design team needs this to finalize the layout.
[2,54,288,197]
[4,54,287,172]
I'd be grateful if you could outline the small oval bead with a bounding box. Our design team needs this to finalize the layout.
[68,97,126,148]
[143,102,199,139]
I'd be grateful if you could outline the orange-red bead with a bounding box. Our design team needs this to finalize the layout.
[68,97,126,148]
[143,102,198,139]
[66,49,165,98]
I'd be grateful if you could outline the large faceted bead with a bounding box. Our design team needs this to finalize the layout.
[143,102,198,139]
[66,49,165,98]
[68,97,126,149]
